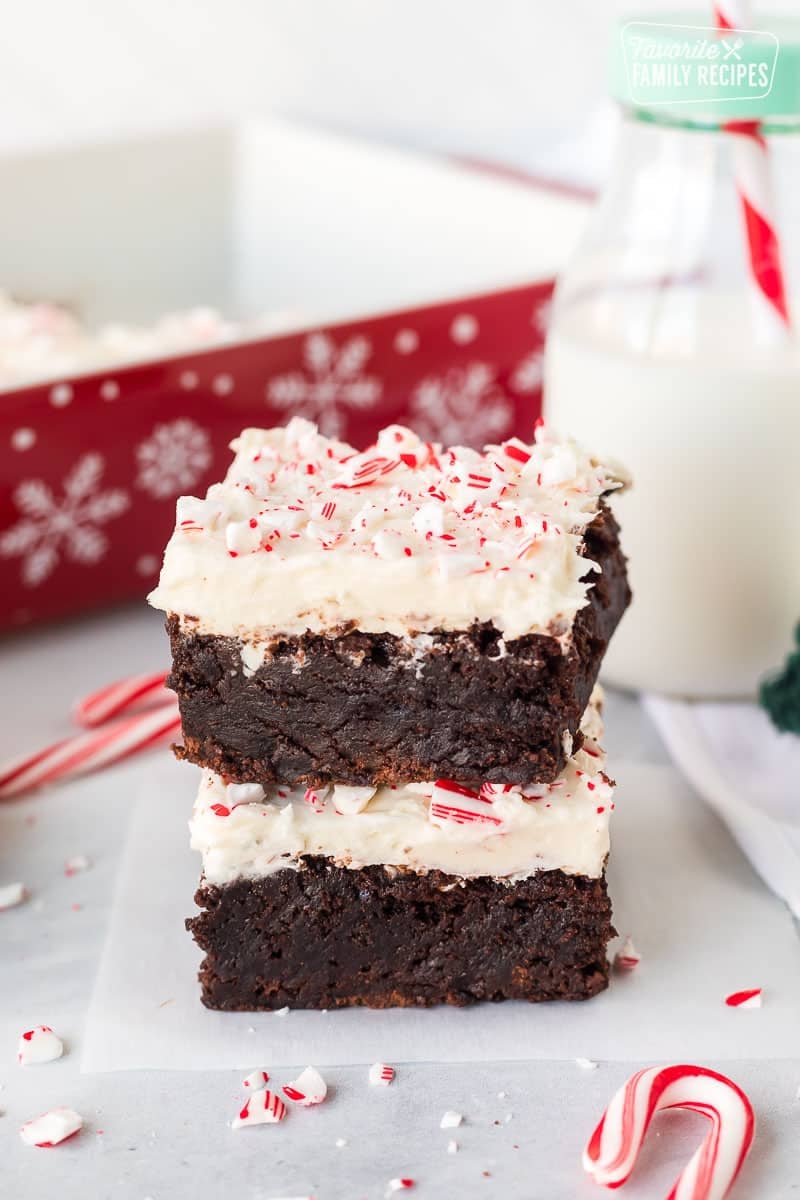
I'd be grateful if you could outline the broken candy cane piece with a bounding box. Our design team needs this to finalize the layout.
[725,989,762,1009]
[232,1089,286,1128]
[283,1066,328,1106]
[386,1181,415,1194]
[20,1107,82,1147]
[440,1111,462,1129]
[18,1026,64,1065]
[369,1062,395,1086]
[0,882,27,910]
[429,780,503,828]
[614,936,641,971]
[583,1064,755,1200]
[243,1069,269,1091]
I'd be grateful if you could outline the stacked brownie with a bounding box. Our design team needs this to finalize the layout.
[149,417,630,1009]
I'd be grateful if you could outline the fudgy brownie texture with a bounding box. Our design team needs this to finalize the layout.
[188,859,615,1009]
[168,503,630,788]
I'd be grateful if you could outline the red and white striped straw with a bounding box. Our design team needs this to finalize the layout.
[714,1,792,338]
[73,670,170,728]
[0,700,180,800]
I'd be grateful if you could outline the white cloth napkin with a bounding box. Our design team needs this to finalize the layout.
[644,697,800,919]
[81,756,800,1072]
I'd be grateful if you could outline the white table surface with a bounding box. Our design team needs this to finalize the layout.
[1,607,797,1199]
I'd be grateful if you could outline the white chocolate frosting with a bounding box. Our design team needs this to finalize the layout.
[149,418,626,641]
[190,690,614,884]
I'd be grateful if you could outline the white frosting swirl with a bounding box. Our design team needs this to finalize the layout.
[149,418,626,640]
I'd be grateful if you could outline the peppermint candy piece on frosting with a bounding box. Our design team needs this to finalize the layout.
[386,1180,415,1194]
[0,882,27,910]
[18,1025,64,1066]
[243,1069,269,1091]
[369,1062,395,1086]
[226,782,266,808]
[440,1110,462,1129]
[429,781,503,828]
[282,1066,328,1106]
[232,1089,287,1129]
[20,1107,82,1147]
[725,988,762,1009]
[332,785,376,815]
[614,936,641,972]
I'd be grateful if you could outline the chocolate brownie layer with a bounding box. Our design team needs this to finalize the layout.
[167,504,630,788]
[188,859,615,1009]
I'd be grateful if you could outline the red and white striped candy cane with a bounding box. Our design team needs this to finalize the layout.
[714,1,792,337]
[0,700,180,800]
[583,1064,755,1200]
[72,670,170,728]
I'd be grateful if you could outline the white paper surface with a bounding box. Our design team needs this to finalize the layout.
[82,756,800,1072]
[645,697,800,919]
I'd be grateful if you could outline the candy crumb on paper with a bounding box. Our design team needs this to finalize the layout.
[20,1107,83,1147]
[64,855,91,876]
[576,1058,598,1070]
[282,1066,327,1106]
[243,1069,269,1090]
[613,935,640,971]
[17,1026,64,1066]
[232,1090,287,1129]
[0,883,27,910]
[725,988,762,1009]
[440,1111,462,1129]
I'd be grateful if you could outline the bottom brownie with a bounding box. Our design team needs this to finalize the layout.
[187,858,615,1010]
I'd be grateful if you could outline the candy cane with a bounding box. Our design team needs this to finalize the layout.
[583,1064,755,1200]
[0,700,180,800]
[714,2,792,338]
[72,670,170,728]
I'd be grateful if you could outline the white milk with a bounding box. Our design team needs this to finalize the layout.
[544,292,800,698]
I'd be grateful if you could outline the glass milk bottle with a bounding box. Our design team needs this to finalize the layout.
[544,17,800,698]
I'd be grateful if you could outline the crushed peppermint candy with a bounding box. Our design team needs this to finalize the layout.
[369,1062,395,1086]
[332,785,376,815]
[447,1139,459,1154]
[64,855,91,876]
[232,1090,287,1128]
[440,1110,463,1129]
[386,1180,415,1194]
[576,1058,599,1071]
[725,988,763,1009]
[429,780,503,829]
[20,1107,82,1147]
[243,1069,269,1090]
[614,936,640,971]
[282,1066,327,1106]
[274,1006,290,1017]
[18,1026,64,1066]
[0,882,27,910]
[152,418,627,642]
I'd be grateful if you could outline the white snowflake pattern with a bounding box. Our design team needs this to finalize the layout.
[509,349,545,394]
[266,332,382,437]
[533,298,553,336]
[135,419,212,499]
[409,362,513,446]
[0,454,129,587]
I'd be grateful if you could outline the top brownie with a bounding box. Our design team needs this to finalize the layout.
[150,418,630,787]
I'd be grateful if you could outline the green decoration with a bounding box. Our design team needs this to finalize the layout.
[760,624,800,735]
